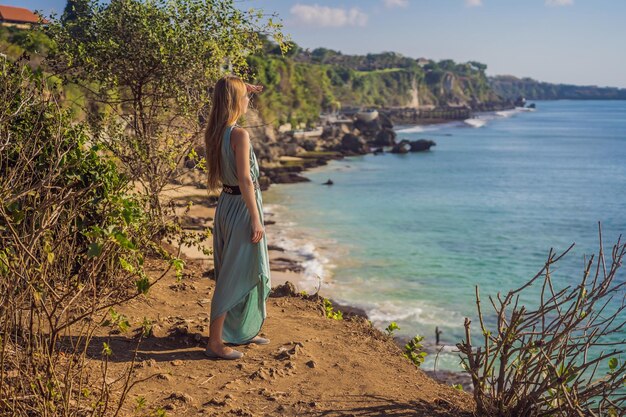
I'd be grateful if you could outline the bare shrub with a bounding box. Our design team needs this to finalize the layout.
[458,225,626,416]
[0,58,173,416]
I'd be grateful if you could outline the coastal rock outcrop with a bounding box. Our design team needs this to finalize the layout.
[391,139,436,153]
[337,133,370,155]
[378,112,394,130]
[408,139,436,152]
[263,166,310,184]
[371,129,396,147]
[353,118,381,139]
[390,141,410,154]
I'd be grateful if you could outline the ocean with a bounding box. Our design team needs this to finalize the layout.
[262,100,626,371]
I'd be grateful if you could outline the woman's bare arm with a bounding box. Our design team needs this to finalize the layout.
[231,127,264,243]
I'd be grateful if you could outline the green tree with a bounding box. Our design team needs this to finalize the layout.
[61,0,91,24]
[45,0,286,221]
[437,59,456,71]
[468,60,487,72]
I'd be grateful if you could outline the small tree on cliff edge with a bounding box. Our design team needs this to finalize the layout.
[61,0,91,24]
[46,0,287,225]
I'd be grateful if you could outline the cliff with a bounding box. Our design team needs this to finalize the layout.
[248,45,510,127]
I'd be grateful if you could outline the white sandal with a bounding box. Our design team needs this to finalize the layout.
[204,346,244,360]
[247,336,270,345]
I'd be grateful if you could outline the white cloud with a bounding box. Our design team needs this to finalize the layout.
[465,0,483,7]
[383,0,409,8]
[290,4,368,27]
[546,0,573,6]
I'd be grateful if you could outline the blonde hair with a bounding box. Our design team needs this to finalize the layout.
[204,75,247,191]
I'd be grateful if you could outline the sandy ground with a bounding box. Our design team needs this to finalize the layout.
[83,184,475,416]
[90,255,473,417]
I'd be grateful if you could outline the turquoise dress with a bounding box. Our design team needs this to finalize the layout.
[210,124,271,344]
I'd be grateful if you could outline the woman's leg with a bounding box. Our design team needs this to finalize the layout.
[207,313,238,354]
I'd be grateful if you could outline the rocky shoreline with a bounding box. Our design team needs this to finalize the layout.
[256,109,448,187]
[255,103,513,188]
[180,104,500,189]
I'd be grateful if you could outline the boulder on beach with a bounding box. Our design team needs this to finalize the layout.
[338,133,370,154]
[262,166,311,184]
[353,118,382,138]
[409,139,436,152]
[390,141,411,154]
[391,139,436,153]
[284,142,306,156]
[272,172,310,184]
[301,139,317,151]
[378,112,394,129]
[371,128,396,147]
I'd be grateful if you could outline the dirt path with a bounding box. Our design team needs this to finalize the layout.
[89,254,474,417]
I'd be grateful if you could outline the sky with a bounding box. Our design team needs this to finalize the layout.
[11,0,626,88]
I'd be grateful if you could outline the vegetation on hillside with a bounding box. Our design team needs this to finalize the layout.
[248,42,502,127]
[0,57,159,416]
[490,74,626,100]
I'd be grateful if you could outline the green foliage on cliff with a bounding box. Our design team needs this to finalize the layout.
[248,55,336,127]
[489,75,626,100]
[0,25,54,58]
[248,43,502,127]
[0,25,90,115]
[0,25,503,128]
[45,0,285,217]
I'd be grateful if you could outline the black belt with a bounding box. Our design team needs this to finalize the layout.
[222,180,260,195]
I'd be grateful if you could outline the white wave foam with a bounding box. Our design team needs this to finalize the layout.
[267,217,336,292]
[395,122,457,134]
[463,118,487,128]
[495,110,516,118]
[396,125,426,134]
[365,299,461,329]
[263,204,279,215]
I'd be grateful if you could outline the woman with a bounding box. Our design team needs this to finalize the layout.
[203,75,271,360]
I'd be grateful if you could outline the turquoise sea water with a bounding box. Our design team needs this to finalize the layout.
[262,100,626,371]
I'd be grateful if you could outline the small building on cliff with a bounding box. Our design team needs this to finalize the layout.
[0,5,47,29]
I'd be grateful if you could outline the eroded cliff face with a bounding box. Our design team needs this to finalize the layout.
[409,76,420,108]
[249,55,509,127]
[370,71,507,111]
[418,72,504,109]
